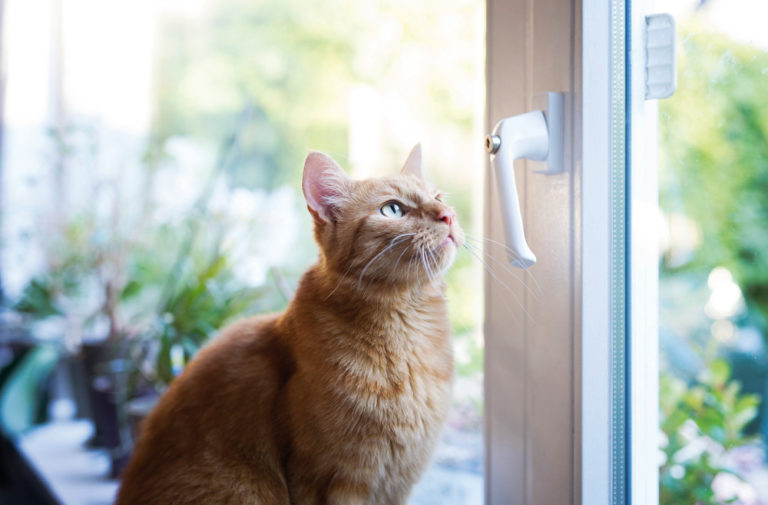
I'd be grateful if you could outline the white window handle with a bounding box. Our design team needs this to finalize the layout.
[485,92,564,268]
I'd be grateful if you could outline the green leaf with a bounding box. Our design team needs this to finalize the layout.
[708,359,731,387]
[13,278,61,319]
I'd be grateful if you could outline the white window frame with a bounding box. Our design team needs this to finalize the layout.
[582,0,659,504]
[485,0,659,503]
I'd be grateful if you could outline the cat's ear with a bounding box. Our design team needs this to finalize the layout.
[400,143,423,178]
[302,151,349,224]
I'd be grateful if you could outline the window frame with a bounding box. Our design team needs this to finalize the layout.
[485,0,660,502]
[582,0,659,504]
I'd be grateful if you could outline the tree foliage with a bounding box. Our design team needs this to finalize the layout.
[660,27,768,328]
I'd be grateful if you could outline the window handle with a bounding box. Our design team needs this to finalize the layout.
[485,92,564,268]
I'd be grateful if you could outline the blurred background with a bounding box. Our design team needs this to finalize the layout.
[658,1,768,504]
[0,0,485,504]
[4,0,768,504]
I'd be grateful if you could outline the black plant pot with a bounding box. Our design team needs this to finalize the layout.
[125,393,159,443]
[78,343,120,450]
[77,343,143,478]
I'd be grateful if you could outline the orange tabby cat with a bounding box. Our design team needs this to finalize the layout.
[115,145,464,505]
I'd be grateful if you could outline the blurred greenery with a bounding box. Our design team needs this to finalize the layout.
[659,18,768,504]
[134,241,264,385]
[151,0,481,194]
[660,26,768,330]
[10,115,300,390]
[660,357,759,505]
[13,210,136,340]
[151,0,356,189]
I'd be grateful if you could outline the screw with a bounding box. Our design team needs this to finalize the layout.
[485,135,501,154]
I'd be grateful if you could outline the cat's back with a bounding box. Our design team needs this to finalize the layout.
[116,313,294,505]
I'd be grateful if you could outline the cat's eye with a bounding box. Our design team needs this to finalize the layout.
[434,194,443,202]
[380,202,405,218]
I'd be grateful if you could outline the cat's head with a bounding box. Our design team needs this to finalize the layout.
[302,145,464,289]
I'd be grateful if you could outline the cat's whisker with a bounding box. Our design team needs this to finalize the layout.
[357,233,416,289]
[484,249,543,298]
[409,243,423,285]
[418,248,431,284]
[324,260,356,301]
[417,249,426,283]
[358,238,412,289]
[422,247,437,284]
[462,244,534,322]
[463,243,532,317]
[463,233,544,296]
[427,249,441,280]
[406,254,415,286]
[462,241,543,299]
[429,251,440,282]
[464,233,522,256]
[423,249,433,283]
[391,241,412,279]
[463,233,533,261]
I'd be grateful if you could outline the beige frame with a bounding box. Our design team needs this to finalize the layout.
[484,0,581,503]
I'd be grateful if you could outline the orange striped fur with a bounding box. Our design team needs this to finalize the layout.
[116,147,464,505]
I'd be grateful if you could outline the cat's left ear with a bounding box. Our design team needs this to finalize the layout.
[400,143,423,178]
[302,151,349,224]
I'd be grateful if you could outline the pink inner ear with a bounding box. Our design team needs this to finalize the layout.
[302,177,325,215]
[302,151,346,221]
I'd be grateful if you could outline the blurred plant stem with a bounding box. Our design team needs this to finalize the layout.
[156,104,253,316]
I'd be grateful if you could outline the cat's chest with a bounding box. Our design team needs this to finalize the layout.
[327,325,453,422]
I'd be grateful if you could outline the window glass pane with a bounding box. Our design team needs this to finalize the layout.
[0,1,484,503]
[659,1,768,504]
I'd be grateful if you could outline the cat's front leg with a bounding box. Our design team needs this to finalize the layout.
[288,476,371,505]
[325,479,371,505]
[288,481,322,505]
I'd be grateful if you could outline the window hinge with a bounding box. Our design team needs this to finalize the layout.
[645,13,677,100]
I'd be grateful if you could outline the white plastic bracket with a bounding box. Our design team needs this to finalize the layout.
[485,91,565,268]
[532,91,564,174]
[645,13,677,99]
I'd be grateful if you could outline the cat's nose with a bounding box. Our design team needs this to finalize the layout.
[437,209,455,226]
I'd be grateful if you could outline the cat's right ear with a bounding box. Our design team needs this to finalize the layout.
[400,143,422,178]
[302,151,349,225]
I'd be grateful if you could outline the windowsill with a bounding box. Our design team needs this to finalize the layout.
[18,419,482,505]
